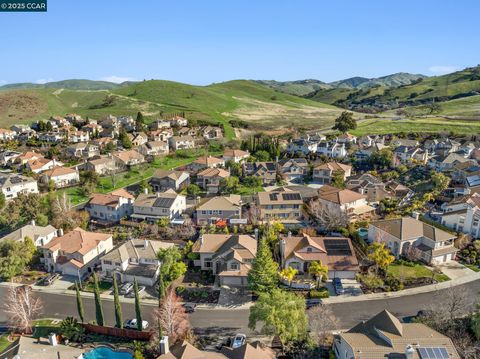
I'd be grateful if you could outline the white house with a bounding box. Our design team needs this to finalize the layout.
[100,239,174,286]
[42,166,80,188]
[440,193,480,238]
[86,189,135,223]
[286,139,317,155]
[0,220,58,247]
[0,173,38,200]
[316,185,374,220]
[132,189,186,222]
[223,149,250,163]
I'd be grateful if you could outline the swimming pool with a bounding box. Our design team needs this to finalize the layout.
[81,347,133,359]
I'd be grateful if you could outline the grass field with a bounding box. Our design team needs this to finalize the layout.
[387,262,450,282]
[352,116,480,136]
[0,335,11,353]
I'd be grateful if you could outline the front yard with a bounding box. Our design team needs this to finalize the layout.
[387,261,450,283]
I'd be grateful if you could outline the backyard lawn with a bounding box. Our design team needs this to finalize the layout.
[387,262,450,282]
[32,319,61,339]
[0,335,12,353]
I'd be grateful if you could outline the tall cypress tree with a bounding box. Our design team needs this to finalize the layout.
[133,279,143,331]
[75,281,85,322]
[247,236,279,293]
[113,275,123,328]
[93,274,104,326]
[157,273,165,307]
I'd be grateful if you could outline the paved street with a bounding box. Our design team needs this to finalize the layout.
[1,279,479,336]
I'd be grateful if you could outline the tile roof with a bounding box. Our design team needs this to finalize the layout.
[197,195,242,211]
[101,239,173,263]
[197,167,230,178]
[371,217,455,242]
[44,166,77,177]
[192,234,256,256]
[314,161,351,172]
[43,227,111,256]
[318,185,366,204]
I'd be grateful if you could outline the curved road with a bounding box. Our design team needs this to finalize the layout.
[1,279,479,336]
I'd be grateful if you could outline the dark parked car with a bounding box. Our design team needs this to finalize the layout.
[183,303,197,313]
[333,278,344,295]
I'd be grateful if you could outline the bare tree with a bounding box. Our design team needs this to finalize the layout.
[51,193,89,230]
[152,289,191,344]
[4,285,43,334]
[247,202,259,226]
[308,304,338,345]
[309,200,348,231]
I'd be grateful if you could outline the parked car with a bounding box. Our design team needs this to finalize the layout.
[124,319,149,330]
[183,303,197,313]
[231,334,246,349]
[120,282,134,295]
[40,273,60,286]
[333,278,344,295]
[126,285,146,298]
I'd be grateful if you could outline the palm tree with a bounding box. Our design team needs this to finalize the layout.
[308,261,328,289]
[280,267,298,287]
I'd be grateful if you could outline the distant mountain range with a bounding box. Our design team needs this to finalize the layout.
[0,79,135,91]
[256,72,427,96]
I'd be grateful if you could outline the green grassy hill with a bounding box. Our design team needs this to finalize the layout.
[255,79,330,96]
[0,79,128,91]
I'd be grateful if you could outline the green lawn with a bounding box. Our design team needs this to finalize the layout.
[0,335,12,353]
[32,319,61,339]
[234,184,265,195]
[464,263,480,272]
[81,280,112,293]
[387,262,450,282]
[352,116,480,136]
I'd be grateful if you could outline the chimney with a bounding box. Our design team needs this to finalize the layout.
[57,228,64,237]
[144,239,148,249]
[31,219,36,227]
[411,211,420,220]
[159,336,169,355]
[254,228,259,241]
[200,235,204,246]
[405,345,415,359]
[157,192,161,198]
[144,187,148,195]
[288,231,292,238]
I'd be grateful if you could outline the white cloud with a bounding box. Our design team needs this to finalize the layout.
[428,65,459,75]
[35,78,54,84]
[0,80,7,86]
[99,75,137,84]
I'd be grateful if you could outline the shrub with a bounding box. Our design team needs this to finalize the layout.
[358,274,384,290]
[176,286,186,294]
[310,288,330,299]
[384,276,404,291]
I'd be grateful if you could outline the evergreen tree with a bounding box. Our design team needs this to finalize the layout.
[136,111,145,132]
[113,275,123,328]
[158,273,165,307]
[134,279,143,331]
[247,236,279,293]
[93,274,104,326]
[333,111,357,133]
[75,282,85,322]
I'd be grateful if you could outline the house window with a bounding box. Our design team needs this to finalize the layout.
[307,247,312,253]
[230,263,239,270]
[205,261,212,268]
[104,260,112,265]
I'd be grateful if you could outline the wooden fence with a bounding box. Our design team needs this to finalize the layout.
[82,324,152,341]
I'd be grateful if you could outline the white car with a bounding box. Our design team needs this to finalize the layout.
[231,333,246,348]
[120,282,134,295]
[124,319,149,330]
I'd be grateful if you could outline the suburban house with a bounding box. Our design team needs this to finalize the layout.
[195,194,243,225]
[178,127,197,137]
[316,185,375,220]
[0,173,38,199]
[346,173,393,203]
[316,141,347,159]
[335,133,357,144]
[190,156,225,172]
[391,138,419,147]
[157,339,274,359]
[0,150,21,166]
[66,143,100,159]
[15,151,43,166]
[333,310,460,359]
[286,138,318,155]
[148,128,173,142]
[42,166,80,188]
[38,132,64,143]
[149,120,171,130]
[243,162,277,185]
[171,115,188,127]
[196,167,230,194]
[0,128,16,141]
[368,216,458,264]
[451,162,480,185]
[84,156,117,175]
[312,162,352,184]
[150,170,190,192]
[277,158,309,182]
[428,152,474,172]
[200,125,223,139]
[81,123,103,135]
[138,141,169,156]
[223,149,250,163]
[192,233,257,287]
[131,132,149,147]
[440,193,480,238]
[26,157,64,173]
[280,233,359,279]
[112,150,145,169]
[132,189,186,222]
[393,146,428,164]
[0,220,58,247]
[100,239,174,286]
[86,189,135,223]
[68,130,90,143]
[168,135,196,151]
[256,189,303,223]
[43,228,113,277]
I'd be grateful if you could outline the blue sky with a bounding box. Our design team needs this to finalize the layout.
[0,0,479,85]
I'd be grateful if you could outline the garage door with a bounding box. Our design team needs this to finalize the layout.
[220,276,244,286]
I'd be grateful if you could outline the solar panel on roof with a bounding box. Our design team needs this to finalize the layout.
[153,197,175,208]
[417,347,450,359]
[323,239,352,256]
[269,193,278,201]
[282,193,301,201]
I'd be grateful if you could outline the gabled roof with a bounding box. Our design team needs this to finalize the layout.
[257,190,303,205]
[0,173,36,187]
[152,170,189,181]
[88,189,134,207]
[192,234,256,256]
[371,217,455,242]
[44,166,77,177]
[43,227,111,256]
[349,309,403,336]
[318,185,366,204]
[314,161,351,172]
[223,149,249,158]
[1,223,57,243]
[193,156,224,167]
[197,167,230,178]
[101,239,173,263]
[134,189,181,209]
[197,195,242,211]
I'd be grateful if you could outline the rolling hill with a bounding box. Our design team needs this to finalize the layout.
[0,79,131,91]
[255,79,330,96]
[0,79,354,139]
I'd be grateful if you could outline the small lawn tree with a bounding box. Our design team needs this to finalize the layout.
[308,261,329,289]
[367,242,395,276]
[280,267,297,287]
[113,275,123,328]
[75,282,85,322]
[93,273,104,326]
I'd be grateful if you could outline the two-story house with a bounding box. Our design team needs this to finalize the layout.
[223,149,250,163]
[100,239,174,286]
[86,189,135,223]
[190,156,225,172]
[440,193,480,238]
[43,228,113,277]
[138,141,169,156]
[0,220,58,247]
[168,135,196,151]
[132,189,186,222]
[0,173,38,200]
[277,158,309,183]
[316,185,374,221]
[192,234,257,287]
[312,162,352,184]
[256,189,303,223]
[84,156,117,175]
[112,150,145,169]
[368,216,457,264]
[42,166,80,188]
[196,167,230,194]
[150,170,190,192]
[195,194,243,225]
[243,162,277,185]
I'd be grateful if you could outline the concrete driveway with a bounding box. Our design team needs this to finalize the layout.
[47,275,77,290]
[326,279,363,297]
[434,261,476,281]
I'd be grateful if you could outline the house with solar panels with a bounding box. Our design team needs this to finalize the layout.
[256,189,304,225]
[0,173,38,200]
[279,233,359,279]
[131,189,186,223]
[334,310,460,359]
